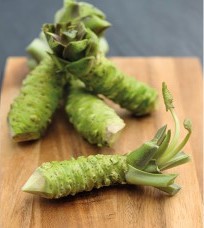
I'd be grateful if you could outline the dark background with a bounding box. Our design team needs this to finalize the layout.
[0,0,203,87]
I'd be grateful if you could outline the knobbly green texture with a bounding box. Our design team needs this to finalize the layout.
[8,57,64,142]
[34,154,128,198]
[77,57,158,116]
[65,83,125,146]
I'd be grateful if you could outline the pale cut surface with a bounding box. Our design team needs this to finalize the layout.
[106,122,126,145]
[12,132,40,142]
[22,171,45,193]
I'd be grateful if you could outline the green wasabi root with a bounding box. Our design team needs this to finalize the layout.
[21,151,177,199]
[65,82,125,146]
[22,155,128,198]
[78,56,158,116]
[21,127,185,199]
[22,83,191,198]
[8,57,64,142]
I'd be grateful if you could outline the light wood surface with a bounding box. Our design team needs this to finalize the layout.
[0,57,202,228]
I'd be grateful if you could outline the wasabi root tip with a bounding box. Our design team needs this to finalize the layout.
[22,171,50,198]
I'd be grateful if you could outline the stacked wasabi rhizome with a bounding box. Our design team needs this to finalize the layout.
[22,83,191,198]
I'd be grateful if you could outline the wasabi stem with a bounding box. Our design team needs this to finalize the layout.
[157,83,192,166]
[22,84,191,198]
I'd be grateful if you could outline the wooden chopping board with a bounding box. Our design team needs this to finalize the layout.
[0,57,202,228]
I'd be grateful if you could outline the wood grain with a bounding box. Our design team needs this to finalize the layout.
[0,57,202,228]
